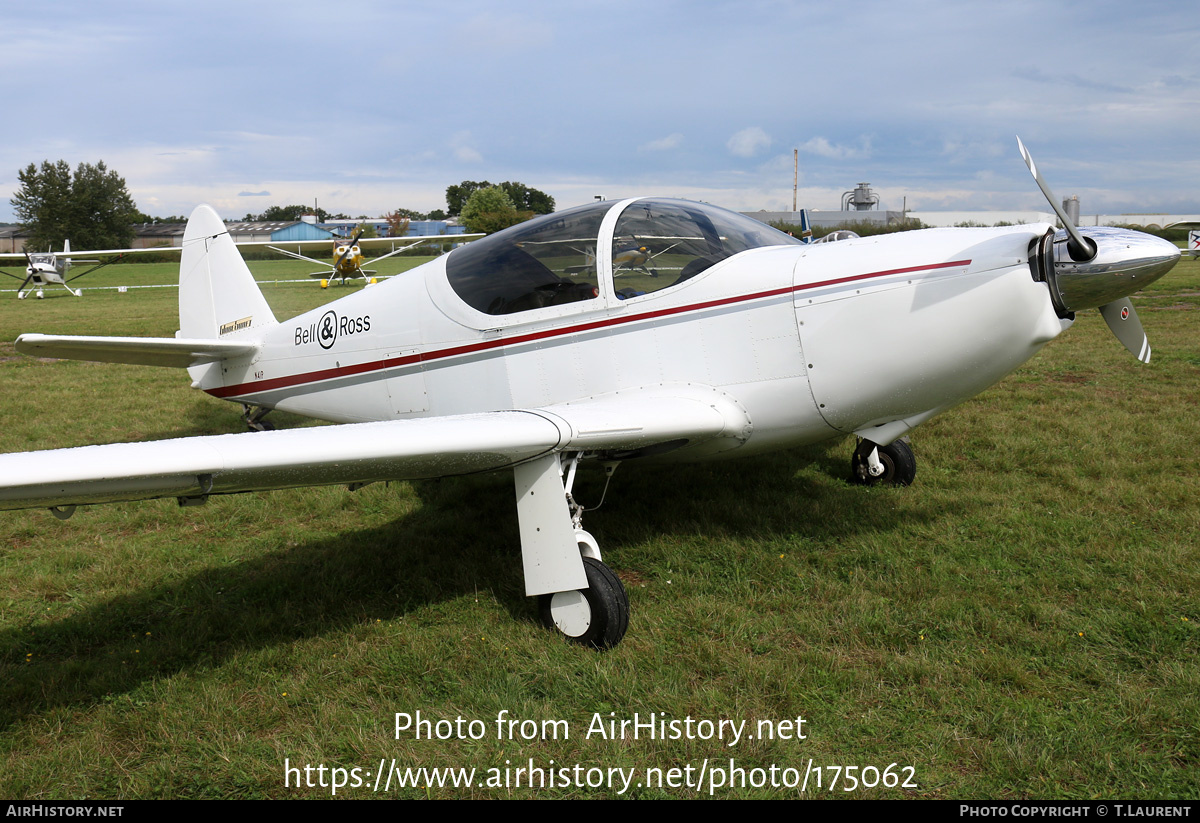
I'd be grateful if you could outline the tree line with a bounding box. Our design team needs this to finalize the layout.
[10,159,560,249]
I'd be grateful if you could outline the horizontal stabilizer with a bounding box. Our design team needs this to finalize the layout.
[14,333,258,368]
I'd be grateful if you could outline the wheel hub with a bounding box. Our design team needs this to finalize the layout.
[548,590,593,637]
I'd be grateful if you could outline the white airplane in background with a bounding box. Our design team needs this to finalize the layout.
[795,209,859,245]
[0,140,1181,649]
[0,240,177,299]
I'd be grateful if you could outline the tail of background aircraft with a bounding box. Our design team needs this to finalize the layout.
[798,209,814,244]
[179,204,277,339]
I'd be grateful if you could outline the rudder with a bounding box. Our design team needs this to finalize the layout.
[179,204,277,339]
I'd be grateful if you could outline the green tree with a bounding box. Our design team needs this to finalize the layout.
[12,160,139,251]
[446,180,554,216]
[446,180,491,216]
[389,207,427,221]
[133,211,189,224]
[246,204,328,222]
[459,186,533,234]
[498,181,555,214]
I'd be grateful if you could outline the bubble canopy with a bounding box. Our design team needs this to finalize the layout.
[444,198,803,317]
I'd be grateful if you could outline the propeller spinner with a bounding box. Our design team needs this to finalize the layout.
[1018,137,1180,362]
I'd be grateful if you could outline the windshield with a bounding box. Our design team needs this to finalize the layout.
[611,199,802,298]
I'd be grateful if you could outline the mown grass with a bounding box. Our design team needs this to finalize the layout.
[0,253,1196,799]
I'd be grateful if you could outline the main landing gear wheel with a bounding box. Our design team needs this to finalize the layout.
[539,557,629,650]
[850,438,917,487]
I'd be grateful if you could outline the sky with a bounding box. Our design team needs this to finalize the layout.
[2,0,1198,223]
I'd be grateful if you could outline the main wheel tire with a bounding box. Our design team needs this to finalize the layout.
[538,557,629,650]
[850,438,916,487]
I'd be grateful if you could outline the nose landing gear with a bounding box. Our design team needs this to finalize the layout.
[850,438,916,487]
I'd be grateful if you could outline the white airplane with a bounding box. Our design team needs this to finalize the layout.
[0,240,174,299]
[0,141,1181,649]
[794,209,858,245]
[261,231,483,287]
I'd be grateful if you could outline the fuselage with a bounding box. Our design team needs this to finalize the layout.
[191,197,1165,459]
[331,240,365,278]
[25,253,68,286]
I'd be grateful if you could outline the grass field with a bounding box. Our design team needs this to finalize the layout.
[0,250,1196,799]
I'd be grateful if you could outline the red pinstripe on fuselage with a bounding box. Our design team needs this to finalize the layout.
[208,259,971,401]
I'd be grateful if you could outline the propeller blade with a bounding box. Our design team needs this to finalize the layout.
[1017,139,1179,363]
[1016,136,1096,262]
[1099,298,1151,363]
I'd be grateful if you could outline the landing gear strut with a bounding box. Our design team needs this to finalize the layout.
[241,404,275,432]
[850,438,916,486]
[514,452,629,649]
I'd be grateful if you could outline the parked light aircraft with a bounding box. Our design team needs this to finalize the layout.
[0,240,174,299]
[796,209,859,245]
[264,231,483,287]
[0,141,1181,649]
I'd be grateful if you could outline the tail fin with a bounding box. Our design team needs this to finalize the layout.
[63,239,70,254]
[179,204,276,339]
[799,209,814,244]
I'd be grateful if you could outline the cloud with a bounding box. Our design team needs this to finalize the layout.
[639,133,684,152]
[238,190,271,197]
[1011,66,1133,95]
[451,131,483,164]
[727,127,772,158]
[798,136,871,160]
[458,13,554,53]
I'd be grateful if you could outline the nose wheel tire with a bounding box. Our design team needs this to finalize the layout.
[539,557,629,650]
[850,438,916,487]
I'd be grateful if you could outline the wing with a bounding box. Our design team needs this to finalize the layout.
[0,246,183,261]
[248,234,482,253]
[0,389,749,513]
[14,333,258,369]
[355,234,483,249]
[0,237,481,262]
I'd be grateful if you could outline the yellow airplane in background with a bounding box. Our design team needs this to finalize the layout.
[265,230,482,287]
